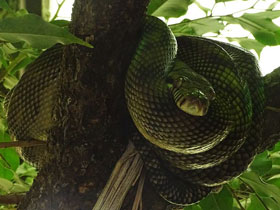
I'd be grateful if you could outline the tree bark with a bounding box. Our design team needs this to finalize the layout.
[263,67,280,142]
[17,0,153,209]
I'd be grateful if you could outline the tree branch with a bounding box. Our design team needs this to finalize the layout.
[0,193,25,204]
[92,142,143,210]
[0,140,45,149]
[17,0,151,209]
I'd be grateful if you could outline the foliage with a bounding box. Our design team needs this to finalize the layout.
[0,0,280,209]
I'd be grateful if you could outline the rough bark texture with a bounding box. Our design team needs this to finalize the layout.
[16,0,280,209]
[263,67,280,142]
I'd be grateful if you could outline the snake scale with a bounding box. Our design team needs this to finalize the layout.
[4,16,265,205]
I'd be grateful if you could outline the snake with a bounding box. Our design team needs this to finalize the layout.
[4,16,265,206]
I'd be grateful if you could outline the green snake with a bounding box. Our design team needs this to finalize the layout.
[125,16,264,205]
[4,16,265,205]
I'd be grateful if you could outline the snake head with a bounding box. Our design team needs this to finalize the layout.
[167,61,215,116]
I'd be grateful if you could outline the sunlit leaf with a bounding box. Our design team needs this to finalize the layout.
[3,74,18,90]
[16,163,37,178]
[0,147,20,180]
[148,0,193,18]
[170,18,224,36]
[0,177,13,192]
[0,47,8,68]
[0,131,19,180]
[0,148,19,171]
[221,11,280,45]
[10,183,29,193]
[227,37,265,57]
[228,178,241,190]
[215,0,237,2]
[0,14,92,49]
[0,163,13,180]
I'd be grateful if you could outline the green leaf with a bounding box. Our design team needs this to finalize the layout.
[0,47,8,68]
[3,74,18,90]
[10,183,29,193]
[0,163,13,180]
[16,163,37,178]
[267,177,280,187]
[249,151,272,176]
[10,56,33,75]
[148,0,193,18]
[269,141,280,153]
[0,177,13,192]
[0,14,92,49]
[0,147,20,180]
[226,37,265,57]
[0,0,12,11]
[0,118,7,135]
[170,18,224,36]
[266,164,280,179]
[228,179,240,190]
[215,0,236,2]
[0,148,19,171]
[147,0,167,15]
[241,171,280,204]
[24,176,34,186]
[50,19,70,28]
[0,132,19,171]
[199,186,233,210]
[221,11,280,45]
[262,197,280,210]
[254,30,280,46]
[247,194,266,210]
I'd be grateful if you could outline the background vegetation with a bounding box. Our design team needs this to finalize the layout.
[0,0,279,209]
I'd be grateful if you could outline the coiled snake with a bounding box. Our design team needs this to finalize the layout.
[4,16,265,205]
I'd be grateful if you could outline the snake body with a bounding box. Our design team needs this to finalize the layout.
[5,16,265,205]
[5,46,62,167]
[125,16,264,204]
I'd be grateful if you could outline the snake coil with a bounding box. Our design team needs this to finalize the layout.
[125,16,264,205]
[5,16,265,205]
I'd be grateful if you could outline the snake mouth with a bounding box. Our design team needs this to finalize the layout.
[177,95,209,116]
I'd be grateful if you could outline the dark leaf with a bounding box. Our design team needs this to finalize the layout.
[199,186,233,210]
[0,0,11,11]
[0,14,92,49]
[249,151,272,176]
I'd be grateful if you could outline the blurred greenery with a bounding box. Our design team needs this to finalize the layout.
[0,0,279,209]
